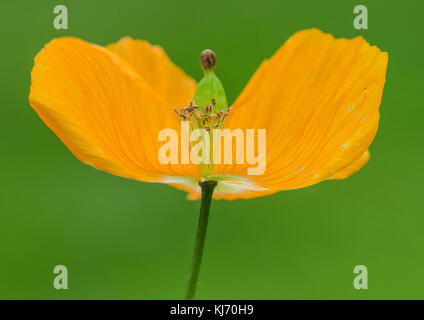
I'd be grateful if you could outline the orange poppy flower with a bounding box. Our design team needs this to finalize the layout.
[29,29,388,201]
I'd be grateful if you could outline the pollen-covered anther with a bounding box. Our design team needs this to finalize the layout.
[205,104,212,114]
[173,101,200,121]
[173,99,230,130]
[194,110,203,120]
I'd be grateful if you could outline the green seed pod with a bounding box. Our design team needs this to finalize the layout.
[193,49,228,113]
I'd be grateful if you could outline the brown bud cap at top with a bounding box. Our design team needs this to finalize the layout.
[200,49,216,71]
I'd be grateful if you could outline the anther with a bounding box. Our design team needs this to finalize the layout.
[194,111,203,120]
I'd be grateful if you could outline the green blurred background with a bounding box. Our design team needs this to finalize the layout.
[0,0,423,299]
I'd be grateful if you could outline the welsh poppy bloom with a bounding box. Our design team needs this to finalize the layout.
[29,29,388,299]
[29,29,387,200]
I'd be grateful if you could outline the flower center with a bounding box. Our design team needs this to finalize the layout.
[173,99,231,178]
[172,48,230,178]
[173,99,230,131]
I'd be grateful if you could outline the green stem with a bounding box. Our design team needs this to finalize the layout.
[184,180,217,300]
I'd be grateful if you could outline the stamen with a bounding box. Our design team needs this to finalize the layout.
[173,99,231,178]
[173,99,230,130]
[194,111,203,120]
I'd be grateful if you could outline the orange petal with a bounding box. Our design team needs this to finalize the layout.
[106,37,196,107]
[328,150,370,180]
[169,178,279,201]
[29,37,199,182]
[213,29,387,199]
